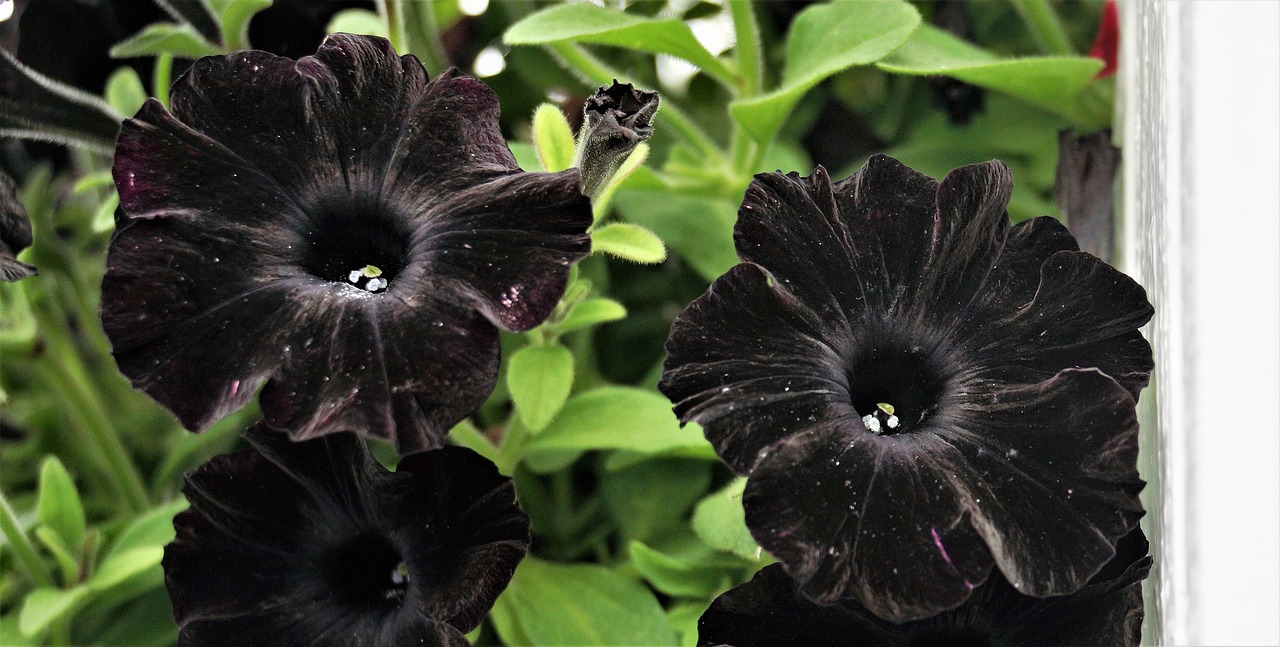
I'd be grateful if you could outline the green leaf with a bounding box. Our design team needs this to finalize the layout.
[592,222,667,264]
[505,4,735,87]
[72,170,115,195]
[93,587,180,647]
[532,103,576,173]
[557,297,627,333]
[508,141,541,172]
[0,613,36,647]
[326,8,389,38]
[104,498,188,562]
[628,541,730,598]
[17,587,89,638]
[522,387,709,456]
[104,67,148,117]
[876,24,1105,125]
[520,449,583,474]
[601,459,711,542]
[491,558,677,646]
[32,527,79,586]
[89,546,165,592]
[508,344,575,433]
[216,0,272,49]
[666,601,707,647]
[36,457,85,552]
[614,190,738,281]
[692,478,762,560]
[208,0,274,50]
[731,0,920,142]
[110,22,224,59]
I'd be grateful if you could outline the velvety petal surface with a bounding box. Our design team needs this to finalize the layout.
[164,426,529,647]
[411,170,592,332]
[104,34,592,448]
[741,368,1141,621]
[661,155,1153,619]
[698,530,1149,646]
[659,263,854,473]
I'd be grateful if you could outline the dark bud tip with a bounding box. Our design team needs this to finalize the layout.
[576,80,660,198]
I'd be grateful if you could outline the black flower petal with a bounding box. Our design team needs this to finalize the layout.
[102,34,592,452]
[1,170,36,281]
[660,156,1152,621]
[697,528,1151,647]
[164,425,529,647]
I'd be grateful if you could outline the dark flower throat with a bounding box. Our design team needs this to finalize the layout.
[300,200,410,293]
[324,533,411,608]
[846,344,948,436]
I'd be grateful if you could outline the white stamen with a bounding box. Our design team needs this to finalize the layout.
[862,414,882,434]
[886,415,900,429]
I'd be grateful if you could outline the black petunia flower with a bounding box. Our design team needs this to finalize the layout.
[659,156,1152,621]
[164,425,530,647]
[1,169,37,281]
[698,528,1151,647]
[102,34,592,452]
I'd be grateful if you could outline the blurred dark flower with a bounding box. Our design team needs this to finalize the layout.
[660,156,1152,621]
[1056,129,1120,261]
[1,169,36,281]
[164,425,529,647]
[102,34,592,452]
[698,528,1151,647]
[575,80,658,197]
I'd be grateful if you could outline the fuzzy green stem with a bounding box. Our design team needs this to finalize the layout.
[496,417,529,475]
[376,0,408,55]
[152,54,173,108]
[728,0,763,96]
[403,0,450,72]
[548,43,726,164]
[0,489,55,588]
[1010,0,1076,56]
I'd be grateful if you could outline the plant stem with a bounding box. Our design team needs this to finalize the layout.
[403,0,450,72]
[152,54,173,108]
[39,358,150,514]
[1010,0,1076,56]
[728,0,763,96]
[0,489,55,588]
[376,0,407,55]
[548,43,726,164]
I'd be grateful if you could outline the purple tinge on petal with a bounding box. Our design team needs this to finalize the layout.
[164,426,528,647]
[743,426,995,622]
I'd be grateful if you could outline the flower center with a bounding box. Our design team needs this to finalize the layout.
[299,199,410,293]
[846,343,949,436]
[324,533,411,609]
